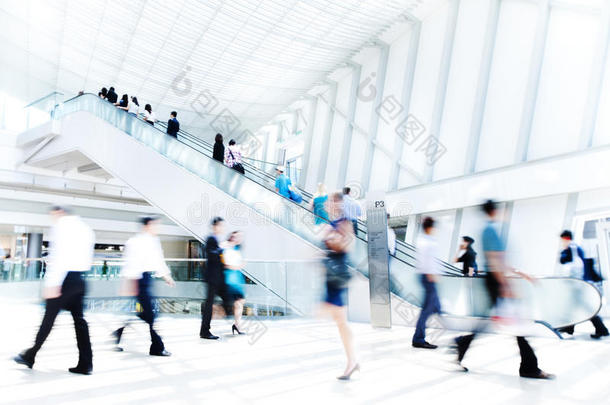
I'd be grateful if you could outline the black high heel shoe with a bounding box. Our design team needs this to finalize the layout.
[337,363,360,380]
[232,324,246,335]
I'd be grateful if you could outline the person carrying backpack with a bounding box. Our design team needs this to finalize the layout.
[558,230,608,339]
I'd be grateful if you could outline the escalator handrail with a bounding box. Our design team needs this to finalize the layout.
[52,93,461,276]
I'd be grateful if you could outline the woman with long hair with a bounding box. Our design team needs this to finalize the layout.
[222,231,247,334]
[128,96,139,116]
[213,133,225,163]
[321,192,358,380]
[143,104,156,125]
[116,94,129,111]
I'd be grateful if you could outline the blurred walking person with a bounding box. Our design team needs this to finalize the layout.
[454,200,554,379]
[342,187,362,235]
[200,217,230,340]
[311,183,329,225]
[222,231,247,334]
[557,230,609,339]
[112,216,175,356]
[321,192,359,380]
[275,166,292,198]
[412,217,441,349]
[14,206,94,375]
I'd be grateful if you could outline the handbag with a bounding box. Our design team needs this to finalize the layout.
[288,186,303,203]
[324,252,353,289]
[228,149,245,174]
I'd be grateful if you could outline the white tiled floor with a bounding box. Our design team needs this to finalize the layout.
[2,302,610,405]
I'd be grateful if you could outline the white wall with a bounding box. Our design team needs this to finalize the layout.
[324,70,352,191]
[433,0,490,180]
[399,1,450,188]
[528,7,601,160]
[255,1,610,279]
[506,195,568,276]
[476,0,538,171]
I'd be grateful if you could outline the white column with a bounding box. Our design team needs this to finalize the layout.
[298,96,318,189]
[317,81,338,184]
[514,0,551,163]
[361,43,390,192]
[423,0,461,182]
[579,2,610,150]
[464,0,501,174]
[389,20,421,191]
[336,63,362,189]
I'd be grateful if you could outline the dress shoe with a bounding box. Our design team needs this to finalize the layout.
[150,350,172,357]
[14,353,34,369]
[519,370,555,380]
[69,366,92,375]
[412,341,438,349]
[591,331,610,339]
[200,334,219,340]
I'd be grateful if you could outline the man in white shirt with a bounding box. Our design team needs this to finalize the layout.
[412,217,442,349]
[112,216,175,356]
[342,187,362,235]
[15,206,95,374]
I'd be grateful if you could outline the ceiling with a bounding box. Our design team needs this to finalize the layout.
[0,0,438,138]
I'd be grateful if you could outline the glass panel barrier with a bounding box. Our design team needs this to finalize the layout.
[390,265,602,329]
[147,113,455,275]
[55,94,374,275]
[1,257,324,317]
[24,91,64,130]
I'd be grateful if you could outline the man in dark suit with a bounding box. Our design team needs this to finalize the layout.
[106,87,118,104]
[166,111,180,138]
[200,217,230,340]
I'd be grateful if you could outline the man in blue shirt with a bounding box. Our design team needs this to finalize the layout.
[275,167,292,198]
[453,200,554,379]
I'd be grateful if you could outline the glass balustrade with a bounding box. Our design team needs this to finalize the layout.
[0,257,324,317]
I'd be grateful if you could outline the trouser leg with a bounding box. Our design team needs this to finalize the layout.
[67,291,92,368]
[23,297,62,362]
[138,280,164,354]
[413,277,439,344]
[200,283,217,336]
[591,316,609,334]
[517,336,540,375]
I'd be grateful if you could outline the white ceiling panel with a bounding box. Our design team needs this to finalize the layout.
[0,0,437,135]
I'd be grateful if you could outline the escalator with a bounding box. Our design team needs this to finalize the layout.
[18,93,601,329]
[155,119,463,276]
